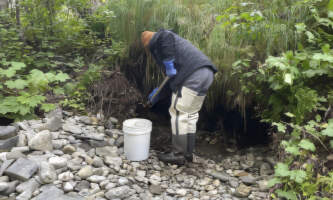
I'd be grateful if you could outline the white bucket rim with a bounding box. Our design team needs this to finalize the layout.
[123,118,152,135]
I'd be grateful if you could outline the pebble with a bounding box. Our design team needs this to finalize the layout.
[48,156,68,169]
[87,175,106,183]
[77,166,94,179]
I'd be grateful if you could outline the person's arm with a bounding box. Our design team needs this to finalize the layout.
[158,31,177,77]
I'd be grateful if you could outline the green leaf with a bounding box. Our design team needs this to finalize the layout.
[267,178,282,187]
[55,72,70,82]
[286,146,300,155]
[285,112,295,118]
[4,79,28,90]
[41,104,56,112]
[289,170,307,184]
[330,140,333,149]
[298,139,316,152]
[273,122,286,132]
[10,62,26,70]
[312,53,333,63]
[276,189,297,200]
[284,73,293,85]
[275,163,290,177]
[322,119,333,137]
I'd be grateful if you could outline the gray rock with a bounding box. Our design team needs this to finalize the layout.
[87,175,106,183]
[62,123,82,134]
[35,184,84,200]
[149,184,163,195]
[0,182,9,192]
[48,156,68,169]
[52,139,69,149]
[118,177,129,185]
[45,107,63,120]
[4,158,38,181]
[77,166,93,179]
[1,180,19,195]
[258,180,269,192]
[39,161,57,184]
[260,163,273,176]
[43,116,62,132]
[206,170,231,182]
[248,191,268,200]
[58,171,74,182]
[75,180,90,191]
[229,177,239,188]
[6,151,25,160]
[104,156,122,167]
[105,186,131,199]
[16,178,40,200]
[235,184,252,198]
[0,159,15,176]
[116,136,124,147]
[11,146,29,153]
[92,157,104,167]
[96,146,118,157]
[240,175,256,185]
[63,182,74,192]
[79,116,97,125]
[63,145,76,154]
[88,140,108,148]
[28,130,53,151]
[0,135,19,152]
[0,126,17,139]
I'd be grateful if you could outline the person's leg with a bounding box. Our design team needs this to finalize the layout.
[159,67,214,164]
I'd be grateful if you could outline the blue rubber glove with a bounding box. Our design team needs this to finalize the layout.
[148,88,160,106]
[163,60,177,77]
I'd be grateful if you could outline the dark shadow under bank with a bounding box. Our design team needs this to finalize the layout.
[136,96,271,149]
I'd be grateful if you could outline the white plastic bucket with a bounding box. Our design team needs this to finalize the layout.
[123,118,152,161]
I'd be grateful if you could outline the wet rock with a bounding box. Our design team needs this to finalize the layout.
[235,184,252,198]
[0,135,19,152]
[39,161,57,184]
[4,158,38,181]
[49,156,68,169]
[77,166,93,179]
[0,126,17,139]
[29,130,53,151]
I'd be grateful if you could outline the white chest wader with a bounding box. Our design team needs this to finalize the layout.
[169,87,206,157]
